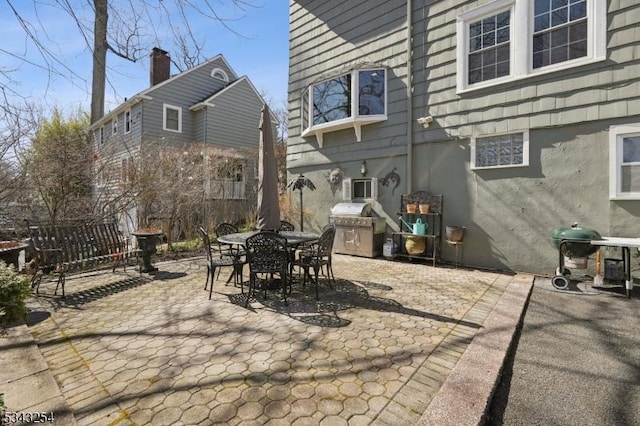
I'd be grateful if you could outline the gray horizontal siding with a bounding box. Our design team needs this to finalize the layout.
[141,57,236,147]
[288,0,408,167]
[290,1,640,154]
[413,1,640,142]
[204,78,264,150]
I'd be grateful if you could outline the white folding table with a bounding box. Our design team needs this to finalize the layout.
[590,237,640,298]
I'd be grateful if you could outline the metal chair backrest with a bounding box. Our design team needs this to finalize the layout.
[317,226,336,259]
[198,226,213,263]
[245,231,289,274]
[215,222,239,237]
[280,220,295,231]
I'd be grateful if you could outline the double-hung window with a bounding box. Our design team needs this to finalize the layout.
[124,109,132,134]
[471,131,529,170]
[163,104,182,133]
[609,125,640,200]
[301,68,387,146]
[457,0,606,92]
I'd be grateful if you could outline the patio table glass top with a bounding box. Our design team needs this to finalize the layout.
[216,230,319,247]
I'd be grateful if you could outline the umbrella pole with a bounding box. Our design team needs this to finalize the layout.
[299,190,304,231]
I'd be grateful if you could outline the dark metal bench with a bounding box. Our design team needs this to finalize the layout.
[26,221,141,296]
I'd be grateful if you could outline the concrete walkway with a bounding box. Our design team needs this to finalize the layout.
[1,254,532,425]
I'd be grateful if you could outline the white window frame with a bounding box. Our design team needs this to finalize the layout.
[342,177,378,201]
[99,126,104,145]
[470,130,529,170]
[301,68,388,147]
[609,124,640,200]
[456,0,606,93]
[112,118,118,135]
[211,68,229,82]
[163,104,182,133]
[124,109,132,134]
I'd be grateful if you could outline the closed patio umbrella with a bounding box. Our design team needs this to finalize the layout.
[256,104,281,231]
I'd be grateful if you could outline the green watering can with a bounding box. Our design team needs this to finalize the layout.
[399,217,428,235]
[412,218,427,235]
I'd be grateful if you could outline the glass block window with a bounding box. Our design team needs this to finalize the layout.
[468,10,511,84]
[472,131,529,169]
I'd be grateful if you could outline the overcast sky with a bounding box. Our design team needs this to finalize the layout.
[0,1,289,115]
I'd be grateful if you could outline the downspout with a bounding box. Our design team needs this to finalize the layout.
[406,0,413,193]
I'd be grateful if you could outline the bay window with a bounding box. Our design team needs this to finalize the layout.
[301,68,387,146]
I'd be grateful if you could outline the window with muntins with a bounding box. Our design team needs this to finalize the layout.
[457,0,605,92]
[112,119,118,135]
[609,125,640,200]
[468,10,511,84]
[302,68,387,146]
[163,104,182,133]
[533,0,587,68]
[471,131,529,169]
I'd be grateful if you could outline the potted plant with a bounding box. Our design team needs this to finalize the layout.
[0,261,32,327]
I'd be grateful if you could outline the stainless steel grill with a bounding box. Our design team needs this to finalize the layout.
[330,202,386,258]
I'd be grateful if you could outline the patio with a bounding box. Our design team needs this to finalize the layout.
[3,254,532,425]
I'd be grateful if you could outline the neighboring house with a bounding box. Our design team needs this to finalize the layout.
[90,48,271,234]
[287,1,640,274]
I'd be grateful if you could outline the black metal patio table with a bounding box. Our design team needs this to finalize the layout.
[216,230,319,248]
[217,230,319,289]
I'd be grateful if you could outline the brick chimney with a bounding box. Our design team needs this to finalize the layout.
[150,47,170,86]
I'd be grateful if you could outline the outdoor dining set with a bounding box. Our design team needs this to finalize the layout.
[198,221,336,306]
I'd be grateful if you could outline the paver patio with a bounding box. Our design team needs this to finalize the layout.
[6,254,531,425]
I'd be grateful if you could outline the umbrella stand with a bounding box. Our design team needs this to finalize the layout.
[299,189,304,231]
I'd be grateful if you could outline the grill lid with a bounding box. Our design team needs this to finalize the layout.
[330,202,371,217]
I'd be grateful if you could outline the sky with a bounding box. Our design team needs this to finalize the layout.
[0,0,290,115]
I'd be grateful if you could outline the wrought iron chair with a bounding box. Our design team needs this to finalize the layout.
[198,226,243,300]
[214,222,246,285]
[292,226,336,299]
[280,220,295,231]
[215,223,244,256]
[245,231,290,307]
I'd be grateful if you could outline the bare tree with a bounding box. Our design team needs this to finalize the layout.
[134,143,256,248]
[3,0,258,124]
[0,100,38,206]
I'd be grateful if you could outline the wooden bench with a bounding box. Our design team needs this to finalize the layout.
[26,221,141,296]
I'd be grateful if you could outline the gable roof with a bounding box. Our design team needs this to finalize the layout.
[90,54,239,130]
[189,75,273,121]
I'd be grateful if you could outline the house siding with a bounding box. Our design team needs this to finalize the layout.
[204,78,265,150]
[288,0,640,274]
[91,54,265,230]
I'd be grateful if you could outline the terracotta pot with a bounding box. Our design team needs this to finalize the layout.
[419,204,430,214]
[406,204,417,214]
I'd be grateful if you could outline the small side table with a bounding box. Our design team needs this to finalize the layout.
[446,240,463,268]
[132,230,164,273]
[0,242,29,271]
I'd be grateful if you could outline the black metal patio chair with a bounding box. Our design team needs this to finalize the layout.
[292,226,336,299]
[245,231,290,307]
[280,220,295,231]
[199,226,245,299]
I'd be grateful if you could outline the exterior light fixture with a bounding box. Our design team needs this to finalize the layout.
[360,160,368,177]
